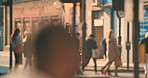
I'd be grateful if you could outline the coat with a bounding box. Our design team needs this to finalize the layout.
[141,37,148,53]
[82,39,97,58]
[106,37,119,62]
[24,37,33,58]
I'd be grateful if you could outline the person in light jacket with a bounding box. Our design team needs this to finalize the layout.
[101,30,122,76]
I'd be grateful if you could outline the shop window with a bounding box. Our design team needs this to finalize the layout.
[32,17,39,33]
[50,15,60,26]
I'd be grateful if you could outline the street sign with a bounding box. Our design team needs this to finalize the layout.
[113,0,124,11]
[117,10,125,18]
[139,7,148,40]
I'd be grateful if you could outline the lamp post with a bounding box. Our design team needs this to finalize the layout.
[1,0,13,69]
[133,0,139,77]
[82,0,86,52]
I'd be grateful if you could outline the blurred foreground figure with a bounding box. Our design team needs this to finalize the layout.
[34,25,77,78]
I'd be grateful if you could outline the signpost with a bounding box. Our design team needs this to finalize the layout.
[117,10,125,66]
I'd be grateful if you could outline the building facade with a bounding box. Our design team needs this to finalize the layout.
[3,0,64,50]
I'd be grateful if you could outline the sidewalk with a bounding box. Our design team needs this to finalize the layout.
[0,51,146,78]
[0,51,9,75]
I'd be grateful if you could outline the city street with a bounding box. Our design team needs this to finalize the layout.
[0,51,146,78]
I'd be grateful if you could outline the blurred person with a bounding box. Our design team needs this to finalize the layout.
[23,33,33,71]
[140,32,148,78]
[34,25,77,78]
[101,30,122,76]
[82,34,98,72]
[102,38,107,58]
[11,28,23,72]
[73,33,83,75]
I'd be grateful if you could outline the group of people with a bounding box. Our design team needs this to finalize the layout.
[80,30,122,76]
[11,28,34,72]
[9,22,123,78]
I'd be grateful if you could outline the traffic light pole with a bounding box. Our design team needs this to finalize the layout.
[133,0,139,78]
[118,17,122,53]
[72,2,76,36]
[82,0,86,51]
[9,0,13,69]
[126,22,131,69]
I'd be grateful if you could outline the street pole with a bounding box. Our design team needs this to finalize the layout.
[9,0,13,69]
[82,0,86,51]
[118,16,122,52]
[126,22,131,69]
[72,2,76,36]
[133,0,139,77]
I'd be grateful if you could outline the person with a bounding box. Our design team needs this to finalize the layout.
[82,34,98,72]
[34,25,77,78]
[101,30,122,76]
[23,34,33,71]
[141,32,148,78]
[73,33,83,75]
[101,38,107,58]
[11,28,23,72]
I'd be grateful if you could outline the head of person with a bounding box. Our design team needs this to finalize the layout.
[89,34,95,39]
[145,32,148,38]
[108,30,114,39]
[74,32,80,39]
[35,25,77,78]
[12,28,20,40]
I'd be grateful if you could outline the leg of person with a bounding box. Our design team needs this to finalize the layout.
[14,53,19,72]
[76,62,83,75]
[93,58,97,72]
[115,66,119,77]
[103,61,113,75]
[101,62,110,74]
[29,58,33,70]
[82,57,91,71]
[24,57,29,70]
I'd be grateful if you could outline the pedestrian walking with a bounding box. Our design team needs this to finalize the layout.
[101,30,122,76]
[73,33,83,75]
[82,34,98,72]
[11,28,23,72]
[23,33,33,71]
[140,32,148,78]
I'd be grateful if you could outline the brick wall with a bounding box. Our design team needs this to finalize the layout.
[12,0,63,36]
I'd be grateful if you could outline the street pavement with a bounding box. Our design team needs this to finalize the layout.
[0,51,146,78]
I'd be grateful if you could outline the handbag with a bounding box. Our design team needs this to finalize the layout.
[14,44,23,54]
[92,49,100,59]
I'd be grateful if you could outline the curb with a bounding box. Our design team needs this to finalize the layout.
[76,75,110,78]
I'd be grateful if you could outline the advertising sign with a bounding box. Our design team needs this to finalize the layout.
[139,7,148,40]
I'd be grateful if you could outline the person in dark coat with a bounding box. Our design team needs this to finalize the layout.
[82,34,98,72]
[73,33,83,75]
